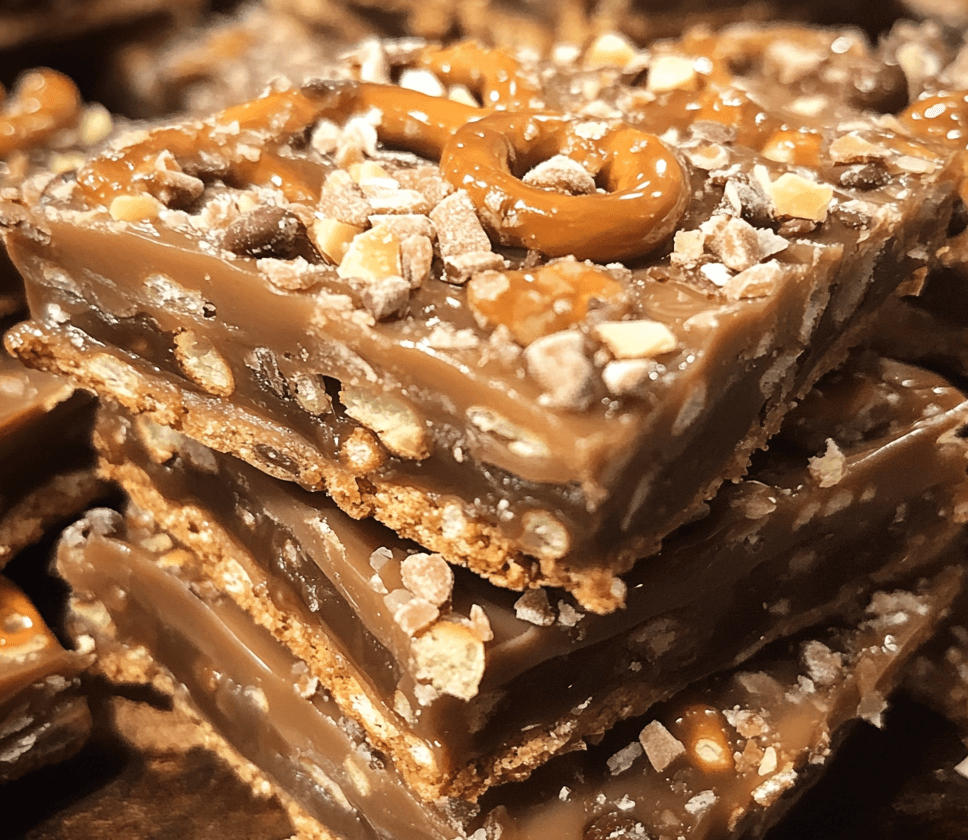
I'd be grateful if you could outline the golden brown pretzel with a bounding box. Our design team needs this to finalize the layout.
[0,69,81,159]
[76,45,687,263]
[443,111,687,261]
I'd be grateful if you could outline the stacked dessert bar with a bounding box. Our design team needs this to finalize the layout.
[2,16,968,838]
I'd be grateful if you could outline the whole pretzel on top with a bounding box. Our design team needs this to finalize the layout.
[76,42,689,264]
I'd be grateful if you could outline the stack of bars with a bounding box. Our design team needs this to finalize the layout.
[3,16,968,839]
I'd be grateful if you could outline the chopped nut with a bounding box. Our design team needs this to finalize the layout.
[338,224,402,283]
[672,228,705,265]
[524,329,596,410]
[593,320,678,359]
[768,173,833,222]
[639,721,686,772]
[513,588,555,626]
[172,330,234,397]
[808,438,846,488]
[468,604,493,642]
[312,217,365,265]
[522,155,596,195]
[401,234,434,288]
[317,181,374,228]
[340,387,430,460]
[393,595,440,636]
[828,132,889,164]
[647,54,699,92]
[584,32,639,70]
[443,250,505,284]
[109,194,163,222]
[800,640,844,687]
[400,552,454,607]
[429,190,492,259]
[700,215,788,272]
[360,274,410,321]
[722,261,784,301]
[467,259,626,346]
[412,621,485,700]
[394,165,453,207]
[607,741,643,775]
[258,257,332,291]
[293,374,332,416]
[367,214,435,240]
[602,358,656,397]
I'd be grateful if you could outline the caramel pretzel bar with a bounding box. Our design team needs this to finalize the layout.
[57,507,964,839]
[3,28,962,611]
[91,353,968,802]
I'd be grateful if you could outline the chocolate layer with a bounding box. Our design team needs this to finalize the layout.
[3,29,959,611]
[92,352,968,800]
[56,510,964,839]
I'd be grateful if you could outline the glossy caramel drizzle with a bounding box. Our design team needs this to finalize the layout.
[75,44,688,263]
[0,69,82,159]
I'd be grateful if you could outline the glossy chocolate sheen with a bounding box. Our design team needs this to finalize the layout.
[0,575,92,782]
[57,511,963,839]
[94,353,968,800]
[3,29,960,611]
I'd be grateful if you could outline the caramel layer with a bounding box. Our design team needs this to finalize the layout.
[93,353,968,801]
[57,511,963,839]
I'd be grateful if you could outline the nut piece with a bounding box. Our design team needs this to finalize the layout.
[337,224,402,283]
[467,259,626,346]
[807,438,846,488]
[312,217,364,265]
[513,588,555,626]
[109,194,163,222]
[584,32,639,69]
[172,330,235,397]
[768,173,833,222]
[524,330,596,411]
[647,54,699,92]
[411,621,486,701]
[593,320,678,359]
[721,261,784,301]
[430,189,492,258]
[522,155,596,195]
[639,720,686,772]
[700,215,788,272]
[360,274,410,321]
[401,234,434,288]
[340,387,430,461]
[400,553,454,607]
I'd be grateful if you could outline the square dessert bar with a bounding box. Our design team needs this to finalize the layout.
[56,507,964,840]
[2,30,960,611]
[0,574,92,782]
[90,353,968,802]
